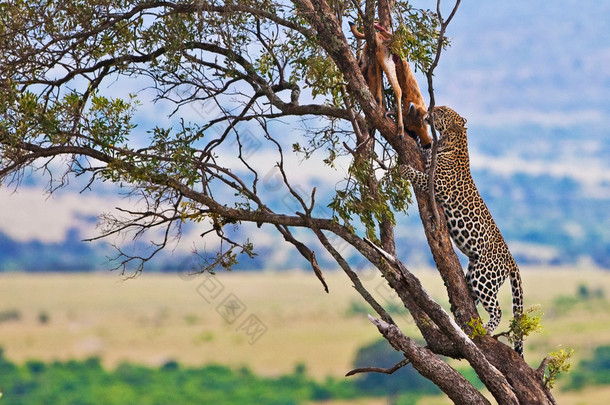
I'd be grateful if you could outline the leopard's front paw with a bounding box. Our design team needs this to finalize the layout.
[397,164,415,179]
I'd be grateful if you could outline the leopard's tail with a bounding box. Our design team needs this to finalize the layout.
[509,267,524,357]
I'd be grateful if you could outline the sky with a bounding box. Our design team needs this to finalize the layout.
[1,1,608,265]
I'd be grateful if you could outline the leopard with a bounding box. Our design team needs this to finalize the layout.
[399,105,524,356]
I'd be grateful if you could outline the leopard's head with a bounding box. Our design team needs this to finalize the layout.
[424,106,468,153]
[425,106,467,135]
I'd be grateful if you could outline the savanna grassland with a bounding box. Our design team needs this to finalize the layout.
[1,268,609,404]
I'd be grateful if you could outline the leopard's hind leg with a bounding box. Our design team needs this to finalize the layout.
[466,260,503,333]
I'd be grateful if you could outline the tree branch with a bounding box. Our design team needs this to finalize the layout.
[346,358,409,377]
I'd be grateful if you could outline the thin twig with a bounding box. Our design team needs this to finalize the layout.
[425,0,461,227]
[277,224,328,292]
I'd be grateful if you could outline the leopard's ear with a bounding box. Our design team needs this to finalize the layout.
[449,119,467,132]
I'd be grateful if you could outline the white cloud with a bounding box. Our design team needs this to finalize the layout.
[467,109,605,128]
[0,186,121,243]
[470,150,610,198]
[507,241,559,263]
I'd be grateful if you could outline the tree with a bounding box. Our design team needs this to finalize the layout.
[0,0,556,403]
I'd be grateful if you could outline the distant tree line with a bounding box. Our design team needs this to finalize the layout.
[0,345,438,404]
[2,342,610,404]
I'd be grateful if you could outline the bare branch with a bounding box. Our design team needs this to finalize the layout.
[277,224,328,293]
[346,358,410,376]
